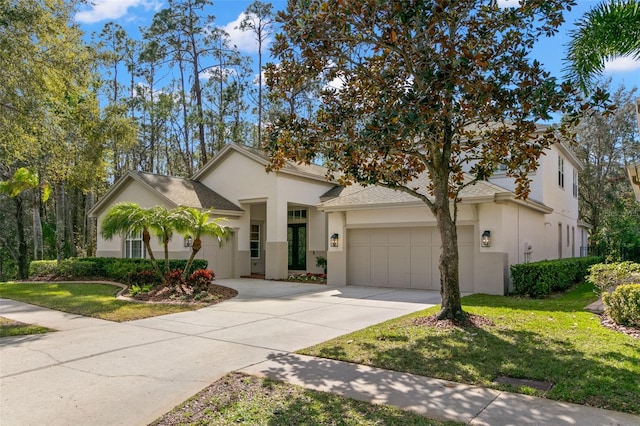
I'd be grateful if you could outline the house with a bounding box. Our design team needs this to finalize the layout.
[89,139,589,295]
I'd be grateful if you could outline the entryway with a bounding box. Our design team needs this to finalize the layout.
[288,223,306,270]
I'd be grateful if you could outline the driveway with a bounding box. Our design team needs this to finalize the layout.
[0,279,441,426]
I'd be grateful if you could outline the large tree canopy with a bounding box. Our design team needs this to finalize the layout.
[265,0,576,320]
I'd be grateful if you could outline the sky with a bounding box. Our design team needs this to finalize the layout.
[74,0,640,112]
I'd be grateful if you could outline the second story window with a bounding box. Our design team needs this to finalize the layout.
[558,155,565,188]
[573,169,578,198]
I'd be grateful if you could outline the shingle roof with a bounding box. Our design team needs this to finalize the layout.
[319,172,517,209]
[133,171,243,212]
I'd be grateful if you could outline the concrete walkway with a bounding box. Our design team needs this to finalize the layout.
[1,279,639,426]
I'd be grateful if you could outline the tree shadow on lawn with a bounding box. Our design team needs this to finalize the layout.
[306,321,640,415]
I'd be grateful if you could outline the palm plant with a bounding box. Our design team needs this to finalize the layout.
[566,0,640,92]
[100,202,162,277]
[172,206,232,279]
[148,205,175,274]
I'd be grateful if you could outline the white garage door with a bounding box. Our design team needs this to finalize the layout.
[347,226,474,291]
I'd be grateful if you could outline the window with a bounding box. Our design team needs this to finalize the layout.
[567,225,570,247]
[287,209,307,220]
[250,224,260,259]
[572,169,578,198]
[125,231,145,259]
[558,155,565,188]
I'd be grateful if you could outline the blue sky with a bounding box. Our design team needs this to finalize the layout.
[75,0,640,101]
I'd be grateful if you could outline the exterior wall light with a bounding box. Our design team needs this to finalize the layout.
[481,230,491,248]
[330,233,339,247]
[184,236,193,247]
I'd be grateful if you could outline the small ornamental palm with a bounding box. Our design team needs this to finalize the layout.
[100,202,163,279]
[148,205,175,274]
[172,206,233,280]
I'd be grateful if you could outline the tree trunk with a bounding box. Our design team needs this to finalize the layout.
[432,174,465,321]
[32,190,43,260]
[55,183,66,264]
[182,237,201,279]
[85,190,96,257]
[15,196,29,279]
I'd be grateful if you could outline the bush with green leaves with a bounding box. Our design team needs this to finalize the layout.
[511,257,601,298]
[29,257,208,283]
[602,284,640,327]
[586,261,640,294]
[29,260,58,278]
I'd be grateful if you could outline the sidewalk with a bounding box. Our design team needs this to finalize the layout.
[2,282,640,426]
[241,353,640,426]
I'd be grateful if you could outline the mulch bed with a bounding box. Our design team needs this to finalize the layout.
[126,284,238,305]
[600,314,640,339]
[412,313,495,329]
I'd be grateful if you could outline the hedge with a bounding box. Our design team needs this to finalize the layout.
[29,257,208,284]
[510,256,601,298]
[603,284,640,327]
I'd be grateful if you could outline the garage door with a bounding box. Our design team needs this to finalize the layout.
[347,226,474,291]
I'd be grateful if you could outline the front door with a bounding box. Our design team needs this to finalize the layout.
[288,224,306,270]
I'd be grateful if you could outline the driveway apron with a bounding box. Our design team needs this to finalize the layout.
[0,279,441,426]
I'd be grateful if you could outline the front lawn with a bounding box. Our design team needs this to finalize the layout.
[151,372,461,426]
[300,283,640,414]
[0,316,53,337]
[0,282,202,322]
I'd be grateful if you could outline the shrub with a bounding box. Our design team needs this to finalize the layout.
[127,269,161,286]
[165,269,185,287]
[586,262,640,294]
[57,258,101,278]
[511,257,600,298]
[602,284,640,327]
[188,269,215,293]
[29,260,58,278]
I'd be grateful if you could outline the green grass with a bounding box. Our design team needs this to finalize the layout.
[300,283,640,414]
[0,316,53,337]
[150,372,461,426]
[0,282,201,322]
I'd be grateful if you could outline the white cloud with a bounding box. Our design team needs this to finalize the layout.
[604,56,640,73]
[75,0,161,24]
[222,12,272,54]
[497,0,521,8]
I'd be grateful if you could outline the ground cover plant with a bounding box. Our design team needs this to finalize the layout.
[150,372,461,426]
[0,316,53,338]
[300,282,640,414]
[0,282,233,322]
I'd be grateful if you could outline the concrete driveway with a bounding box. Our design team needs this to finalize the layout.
[0,279,441,426]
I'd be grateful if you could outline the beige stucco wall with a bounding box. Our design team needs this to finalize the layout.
[94,178,241,278]
[198,149,333,279]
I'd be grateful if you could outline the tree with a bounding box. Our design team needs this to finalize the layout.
[148,206,177,274]
[146,0,216,166]
[0,168,51,279]
[266,0,575,320]
[100,202,162,277]
[239,1,275,147]
[573,83,639,236]
[172,206,232,279]
[566,0,640,91]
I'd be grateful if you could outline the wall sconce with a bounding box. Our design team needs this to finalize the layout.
[330,233,339,247]
[184,236,193,248]
[481,230,491,248]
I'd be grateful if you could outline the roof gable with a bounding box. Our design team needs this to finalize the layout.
[88,171,243,218]
[192,143,334,184]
